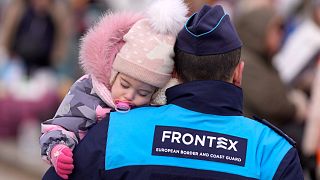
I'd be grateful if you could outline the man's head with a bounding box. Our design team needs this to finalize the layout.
[174,5,243,86]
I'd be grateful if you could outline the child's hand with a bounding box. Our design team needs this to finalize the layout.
[50,144,74,179]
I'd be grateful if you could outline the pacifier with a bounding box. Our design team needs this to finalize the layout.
[114,99,133,113]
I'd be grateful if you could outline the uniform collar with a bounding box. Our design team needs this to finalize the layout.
[166,80,243,116]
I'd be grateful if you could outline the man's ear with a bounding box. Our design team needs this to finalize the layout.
[232,60,244,87]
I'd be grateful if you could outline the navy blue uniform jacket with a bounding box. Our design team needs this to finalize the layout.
[43,80,304,180]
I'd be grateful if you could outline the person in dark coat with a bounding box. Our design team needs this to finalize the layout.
[235,6,307,127]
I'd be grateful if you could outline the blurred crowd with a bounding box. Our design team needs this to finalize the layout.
[0,0,319,179]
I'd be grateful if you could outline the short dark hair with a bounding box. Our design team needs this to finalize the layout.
[174,48,241,82]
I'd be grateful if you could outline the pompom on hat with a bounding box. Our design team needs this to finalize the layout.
[175,5,242,56]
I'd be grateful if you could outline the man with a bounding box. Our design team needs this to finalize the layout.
[43,4,303,180]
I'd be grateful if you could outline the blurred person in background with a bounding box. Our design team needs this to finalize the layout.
[0,0,68,76]
[236,6,308,128]
[235,5,312,177]
[0,0,69,155]
[271,2,320,176]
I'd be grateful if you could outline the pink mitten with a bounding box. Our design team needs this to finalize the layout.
[50,144,74,179]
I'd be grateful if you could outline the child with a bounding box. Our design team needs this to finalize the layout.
[39,0,188,179]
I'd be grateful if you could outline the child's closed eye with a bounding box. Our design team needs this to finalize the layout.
[138,90,151,97]
[120,83,130,89]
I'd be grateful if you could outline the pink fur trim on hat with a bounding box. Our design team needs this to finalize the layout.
[79,11,143,89]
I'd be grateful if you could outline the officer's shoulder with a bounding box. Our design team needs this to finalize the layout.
[252,115,296,147]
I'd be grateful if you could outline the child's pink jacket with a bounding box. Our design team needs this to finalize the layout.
[40,12,143,162]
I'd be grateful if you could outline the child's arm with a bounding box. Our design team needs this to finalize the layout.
[40,75,108,163]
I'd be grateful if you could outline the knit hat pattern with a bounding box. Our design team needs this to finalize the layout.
[112,20,175,88]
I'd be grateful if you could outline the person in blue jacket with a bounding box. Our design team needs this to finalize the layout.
[43,4,304,180]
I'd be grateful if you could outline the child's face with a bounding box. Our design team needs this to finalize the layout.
[111,73,156,106]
